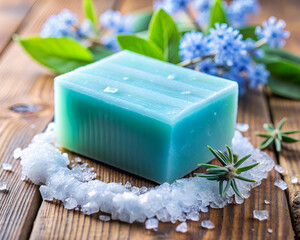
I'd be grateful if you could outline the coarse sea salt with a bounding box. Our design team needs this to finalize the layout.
[201,220,215,229]
[253,210,269,221]
[235,123,249,132]
[291,176,298,184]
[99,215,111,221]
[2,163,12,171]
[18,123,275,226]
[274,179,288,190]
[0,182,8,192]
[274,165,284,174]
[176,222,188,233]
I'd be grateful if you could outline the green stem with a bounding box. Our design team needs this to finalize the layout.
[177,53,216,67]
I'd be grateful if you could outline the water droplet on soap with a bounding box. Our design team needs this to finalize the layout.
[167,74,175,80]
[123,77,129,80]
[214,112,217,116]
[103,87,118,93]
[181,91,191,95]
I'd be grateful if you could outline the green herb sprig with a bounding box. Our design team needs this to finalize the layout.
[195,145,260,198]
[255,118,299,152]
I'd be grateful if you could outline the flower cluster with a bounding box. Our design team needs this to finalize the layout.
[154,0,259,28]
[40,9,133,50]
[179,17,289,95]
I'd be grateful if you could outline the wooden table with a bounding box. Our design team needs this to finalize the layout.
[0,0,299,239]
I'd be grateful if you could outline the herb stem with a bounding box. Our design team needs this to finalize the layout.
[177,53,216,67]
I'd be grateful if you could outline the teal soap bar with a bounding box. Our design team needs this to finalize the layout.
[55,50,238,183]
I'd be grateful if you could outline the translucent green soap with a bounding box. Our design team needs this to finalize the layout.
[55,50,238,183]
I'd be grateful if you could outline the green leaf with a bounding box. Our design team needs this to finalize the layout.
[90,46,114,61]
[238,26,258,40]
[83,0,98,30]
[14,36,93,74]
[208,0,227,30]
[148,9,181,63]
[231,179,243,198]
[174,12,197,33]
[282,130,300,135]
[222,179,232,196]
[268,76,300,100]
[235,175,256,182]
[259,137,274,149]
[117,35,165,61]
[225,145,233,163]
[263,48,300,66]
[275,138,282,152]
[255,132,272,138]
[219,180,224,195]
[236,162,260,173]
[282,135,299,143]
[277,118,287,131]
[131,9,153,33]
[207,146,227,166]
[263,123,274,131]
[233,154,252,168]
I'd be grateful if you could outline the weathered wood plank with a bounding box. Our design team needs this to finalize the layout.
[0,0,117,239]
[28,1,294,240]
[0,0,37,54]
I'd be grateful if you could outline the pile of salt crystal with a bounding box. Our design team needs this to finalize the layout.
[16,122,275,230]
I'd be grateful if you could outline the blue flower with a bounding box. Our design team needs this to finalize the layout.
[255,16,290,48]
[227,0,260,27]
[193,0,211,12]
[196,58,218,76]
[77,20,94,38]
[247,63,269,89]
[244,38,264,58]
[223,69,247,95]
[179,31,210,61]
[208,23,246,66]
[40,9,78,38]
[153,0,190,14]
[99,10,133,33]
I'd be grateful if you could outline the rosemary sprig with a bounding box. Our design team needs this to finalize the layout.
[195,145,260,198]
[255,118,299,152]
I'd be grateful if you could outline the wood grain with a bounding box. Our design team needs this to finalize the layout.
[28,1,294,240]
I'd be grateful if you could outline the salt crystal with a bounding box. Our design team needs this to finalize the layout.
[99,215,111,221]
[268,228,273,233]
[167,74,175,80]
[39,185,53,201]
[181,91,191,95]
[264,200,270,204]
[253,210,269,221]
[291,176,298,184]
[274,179,288,190]
[176,222,188,233]
[275,165,284,174]
[13,147,22,159]
[18,123,276,225]
[82,201,99,215]
[74,157,81,163]
[64,197,77,209]
[103,87,118,93]
[235,123,249,132]
[145,218,158,231]
[201,220,215,229]
[2,163,12,171]
[0,182,8,192]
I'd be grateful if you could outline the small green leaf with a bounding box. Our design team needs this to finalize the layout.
[282,135,299,143]
[226,145,234,163]
[90,46,114,61]
[207,146,227,166]
[238,25,258,40]
[235,175,256,182]
[219,180,224,195]
[174,13,197,33]
[221,179,232,196]
[233,154,252,168]
[277,118,287,131]
[259,137,274,149]
[83,0,98,30]
[255,132,272,138]
[236,162,260,173]
[131,9,153,33]
[208,0,227,30]
[275,138,282,152]
[231,179,243,198]
[282,130,300,135]
[148,9,181,63]
[117,35,165,61]
[263,123,274,132]
[263,47,300,66]
[14,35,93,74]
[268,76,300,100]
[198,163,221,168]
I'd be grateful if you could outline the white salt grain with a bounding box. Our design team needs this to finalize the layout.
[253,210,269,221]
[74,157,81,163]
[0,182,8,192]
[13,148,22,159]
[145,218,158,231]
[167,74,175,80]
[275,165,284,174]
[99,215,111,221]
[103,87,118,93]
[274,179,288,190]
[236,123,249,132]
[264,200,270,204]
[176,222,188,233]
[268,228,273,233]
[291,176,298,184]
[2,163,12,171]
[82,201,99,215]
[201,220,215,229]
[39,185,53,201]
[64,197,78,209]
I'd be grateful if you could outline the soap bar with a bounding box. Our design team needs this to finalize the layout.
[55,50,238,183]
